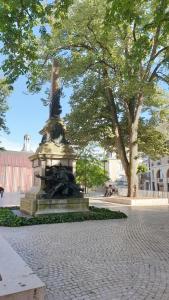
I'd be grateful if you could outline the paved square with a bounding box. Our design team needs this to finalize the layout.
[1,200,169,299]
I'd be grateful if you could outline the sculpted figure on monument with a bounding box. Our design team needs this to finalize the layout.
[41,132,50,144]
[50,123,69,144]
[40,122,68,145]
[50,88,62,118]
[36,165,83,199]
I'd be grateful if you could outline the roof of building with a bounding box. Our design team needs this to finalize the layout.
[0,150,33,168]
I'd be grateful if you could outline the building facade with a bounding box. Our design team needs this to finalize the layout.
[150,156,169,192]
[0,135,33,192]
[139,156,169,192]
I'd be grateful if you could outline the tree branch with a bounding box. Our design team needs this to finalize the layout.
[150,26,161,60]
[87,22,112,59]
[149,58,168,82]
[151,46,169,61]
[144,0,169,79]
[132,21,137,42]
[144,25,161,78]
[135,94,143,120]
[53,43,97,54]
[156,74,169,84]
[98,59,116,72]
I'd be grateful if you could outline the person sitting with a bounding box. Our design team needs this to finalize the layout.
[104,186,108,197]
[104,185,113,197]
[112,186,115,194]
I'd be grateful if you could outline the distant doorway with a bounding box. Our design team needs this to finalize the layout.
[167,169,169,191]
[146,182,149,190]
[152,182,155,191]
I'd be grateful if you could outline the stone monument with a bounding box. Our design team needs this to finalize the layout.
[20,60,89,216]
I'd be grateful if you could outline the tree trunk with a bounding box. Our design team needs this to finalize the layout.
[104,83,129,180]
[127,100,143,197]
[127,121,139,197]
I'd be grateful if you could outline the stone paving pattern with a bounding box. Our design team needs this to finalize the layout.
[1,200,169,299]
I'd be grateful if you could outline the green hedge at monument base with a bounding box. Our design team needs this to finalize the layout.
[0,206,127,227]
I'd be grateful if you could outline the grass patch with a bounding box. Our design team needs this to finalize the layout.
[0,206,127,227]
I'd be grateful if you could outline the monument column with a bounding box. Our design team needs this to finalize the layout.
[49,59,62,119]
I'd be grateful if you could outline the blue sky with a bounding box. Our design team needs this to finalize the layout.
[0,75,71,151]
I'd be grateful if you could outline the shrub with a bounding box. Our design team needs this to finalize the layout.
[0,206,127,227]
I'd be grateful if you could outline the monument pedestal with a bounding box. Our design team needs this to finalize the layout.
[21,194,89,216]
[20,139,89,216]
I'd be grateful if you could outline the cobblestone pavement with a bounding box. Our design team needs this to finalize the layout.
[1,200,169,300]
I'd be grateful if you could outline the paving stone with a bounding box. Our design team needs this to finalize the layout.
[1,201,169,299]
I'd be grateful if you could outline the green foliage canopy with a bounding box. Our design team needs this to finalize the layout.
[137,163,149,174]
[0,0,72,86]
[0,79,10,133]
[76,157,109,189]
[76,147,109,188]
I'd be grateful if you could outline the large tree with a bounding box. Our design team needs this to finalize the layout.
[0,0,169,196]
[52,0,169,196]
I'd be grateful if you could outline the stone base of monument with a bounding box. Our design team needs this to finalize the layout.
[20,192,89,216]
[35,198,89,215]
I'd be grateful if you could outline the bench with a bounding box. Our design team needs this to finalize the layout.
[0,235,45,300]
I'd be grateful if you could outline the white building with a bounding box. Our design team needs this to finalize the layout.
[105,148,169,192]
[105,153,127,187]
